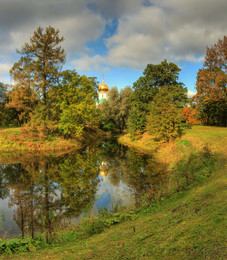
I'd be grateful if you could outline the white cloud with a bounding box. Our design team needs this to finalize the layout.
[72,55,109,72]
[51,14,104,56]
[0,0,226,74]
[0,0,105,56]
[187,90,196,98]
[103,0,226,69]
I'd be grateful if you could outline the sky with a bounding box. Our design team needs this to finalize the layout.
[0,0,226,97]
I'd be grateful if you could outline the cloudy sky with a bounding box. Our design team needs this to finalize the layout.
[0,0,226,94]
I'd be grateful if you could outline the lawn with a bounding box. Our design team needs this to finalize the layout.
[4,163,226,259]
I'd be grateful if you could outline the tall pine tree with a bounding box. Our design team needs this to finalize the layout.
[7,26,65,124]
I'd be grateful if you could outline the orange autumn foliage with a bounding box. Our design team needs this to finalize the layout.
[183,107,200,125]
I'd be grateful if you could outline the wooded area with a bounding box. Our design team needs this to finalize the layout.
[0,27,226,142]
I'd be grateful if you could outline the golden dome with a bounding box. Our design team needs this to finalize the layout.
[100,170,106,180]
[98,81,109,93]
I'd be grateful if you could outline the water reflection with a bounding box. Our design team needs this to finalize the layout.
[98,140,168,206]
[0,139,168,240]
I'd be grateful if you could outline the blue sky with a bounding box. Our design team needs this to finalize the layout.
[0,0,226,97]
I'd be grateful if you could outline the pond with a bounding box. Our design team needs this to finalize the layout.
[0,139,168,239]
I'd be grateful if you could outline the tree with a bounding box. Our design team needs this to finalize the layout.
[127,106,146,137]
[0,82,19,126]
[6,86,37,124]
[7,26,65,123]
[118,86,134,132]
[182,106,200,125]
[57,70,99,138]
[128,60,186,135]
[99,86,133,133]
[204,36,227,72]
[0,82,6,102]
[194,36,227,126]
[146,87,184,142]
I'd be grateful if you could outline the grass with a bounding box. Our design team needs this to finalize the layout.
[119,126,227,155]
[119,126,227,168]
[0,125,226,259]
[2,164,226,259]
[0,127,80,155]
[155,126,227,168]
[0,127,109,156]
[118,131,157,153]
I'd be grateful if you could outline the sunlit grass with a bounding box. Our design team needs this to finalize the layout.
[119,126,227,167]
[6,164,226,259]
[0,127,80,155]
[0,125,226,259]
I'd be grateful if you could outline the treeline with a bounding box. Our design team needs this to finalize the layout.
[100,36,226,141]
[0,26,99,139]
[0,26,226,142]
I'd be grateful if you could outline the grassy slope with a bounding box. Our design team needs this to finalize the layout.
[119,126,227,155]
[1,126,227,259]
[0,127,80,154]
[0,127,109,156]
[118,131,157,153]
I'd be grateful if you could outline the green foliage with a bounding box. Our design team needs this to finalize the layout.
[0,236,46,255]
[0,82,19,127]
[4,27,103,138]
[128,60,187,135]
[99,86,133,133]
[57,70,99,137]
[80,212,135,236]
[146,87,185,142]
[0,82,6,102]
[7,26,65,124]
[28,103,59,135]
[127,106,146,138]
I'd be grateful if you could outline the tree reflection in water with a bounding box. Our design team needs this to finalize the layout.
[97,139,168,206]
[0,139,169,240]
[2,148,99,242]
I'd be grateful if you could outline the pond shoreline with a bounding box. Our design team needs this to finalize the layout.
[0,127,110,159]
[0,125,226,258]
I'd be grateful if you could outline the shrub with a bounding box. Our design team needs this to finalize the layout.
[0,236,46,255]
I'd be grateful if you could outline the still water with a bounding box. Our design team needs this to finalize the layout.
[0,139,167,238]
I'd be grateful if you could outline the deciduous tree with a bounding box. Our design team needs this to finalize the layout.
[0,82,19,126]
[58,70,99,138]
[128,60,187,135]
[0,82,6,102]
[146,87,185,142]
[99,86,133,133]
[204,36,227,72]
[182,106,200,125]
[194,36,227,126]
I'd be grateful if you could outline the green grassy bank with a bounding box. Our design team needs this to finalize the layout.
[0,126,226,259]
[0,127,79,155]
[0,127,109,156]
[119,126,227,155]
